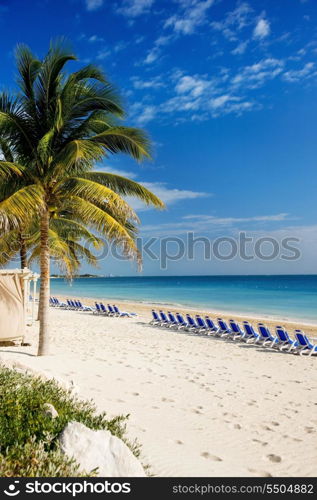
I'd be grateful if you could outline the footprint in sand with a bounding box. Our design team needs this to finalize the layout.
[305,426,315,434]
[252,439,268,446]
[266,454,282,463]
[201,452,222,461]
[229,423,242,430]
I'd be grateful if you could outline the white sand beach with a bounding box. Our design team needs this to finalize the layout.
[1,302,316,477]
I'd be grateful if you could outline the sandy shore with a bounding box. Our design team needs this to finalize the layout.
[1,301,316,477]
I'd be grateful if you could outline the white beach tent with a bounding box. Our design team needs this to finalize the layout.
[0,268,39,343]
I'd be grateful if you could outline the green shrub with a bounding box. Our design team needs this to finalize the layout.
[0,366,141,476]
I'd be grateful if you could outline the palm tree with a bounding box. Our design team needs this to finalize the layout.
[0,40,164,355]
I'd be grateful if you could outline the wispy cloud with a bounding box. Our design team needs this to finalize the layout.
[131,76,164,89]
[231,58,284,89]
[165,0,215,35]
[283,62,316,82]
[231,40,249,55]
[211,2,254,41]
[253,18,271,39]
[184,213,291,223]
[97,165,138,179]
[141,213,294,235]
[95,165,210,210]
[88,35,104,43]
[128,182,210,211]
[142,35,173,65]
[117,0,154,18]
[85,0,103,11]
[96,48,110,60]
[130,103,158,125]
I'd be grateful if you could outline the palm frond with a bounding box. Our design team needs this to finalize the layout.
[65,195,138,257]
[82,171,165,209]
[91,127,151,161]
[0,138,14,162]
[0,161,25,179]
[0,184,43,230]
[56,177,138,221]
[51,139,104,176]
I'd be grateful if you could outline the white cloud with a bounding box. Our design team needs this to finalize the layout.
[96,48,110,60]
[135,105,158,125]
[128,182,210,211]
[175,75,211,97]
[131,76,164,89]
[96,165,138,179]
[141,212,293,235]
[231,40,248,55]
[165,0,214,35]
[211,2,253,41]
[144,47,160,64]
[209,94,235,109]
[94,166,210,210]
[184,213,291,223]
[117,0,154,18]
[231,58,284,89]
[85,0,103,11]
[88,35,104,43]
[253,18,270,39]
[283,62,316,82]
[142,35,173,65]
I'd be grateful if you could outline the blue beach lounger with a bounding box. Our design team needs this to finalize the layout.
[294,330,317,356]
[53,297,67,308]
[275,326,298,351]
[100,303,109,315]
[228,319,247,341]
[107,304,116,316]
[167,312,179,328]
[186,314,199,332]
[257,323,279,347]
[205,317,219,334]
[242,321,260,343]
[150,310,161,325]
[77,300,93,312]
[195,315,209,333]
[113,305,136,317]
[217,318,232,338]
[176,313,189,329]
[94,303,102,314]
[159,310,171,327]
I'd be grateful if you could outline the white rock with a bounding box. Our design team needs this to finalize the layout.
[43,403,59,419]
[58,421,146,477]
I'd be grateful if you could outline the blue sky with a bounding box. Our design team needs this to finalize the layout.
[1,0,317,275]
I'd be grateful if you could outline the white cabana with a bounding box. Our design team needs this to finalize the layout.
[0,268,39,343]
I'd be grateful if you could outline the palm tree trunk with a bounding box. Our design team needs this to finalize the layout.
[37,209,50,356]
[20,235,27,269]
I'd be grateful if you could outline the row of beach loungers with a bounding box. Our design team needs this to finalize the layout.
[150,310,317,357]
[49,297,136,317]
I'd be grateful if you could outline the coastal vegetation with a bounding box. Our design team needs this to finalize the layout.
[0,365,140,476]
[0,39,164,355]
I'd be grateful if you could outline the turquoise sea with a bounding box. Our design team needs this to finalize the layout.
[50,275,317,323]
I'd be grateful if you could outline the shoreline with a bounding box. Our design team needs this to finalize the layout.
[54,294,317,336]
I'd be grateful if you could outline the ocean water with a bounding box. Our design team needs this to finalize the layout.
[50,275,317,323]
